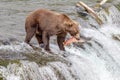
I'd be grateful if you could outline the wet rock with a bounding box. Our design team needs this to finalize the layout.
[2,41,10,45]
[112,34,120,41]
[0,59,20,67]
[115,3,120,11]
[24,52,70,66]
[0,37,18,45]
[0,51,25,60]
[0,40,10,45]
[76,6,89,17]
[0,76,3,80]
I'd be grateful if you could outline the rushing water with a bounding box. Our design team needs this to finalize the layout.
[0,0,120,80]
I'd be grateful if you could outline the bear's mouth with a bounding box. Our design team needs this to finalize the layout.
[74,37,80,40]
[72,34,80,40]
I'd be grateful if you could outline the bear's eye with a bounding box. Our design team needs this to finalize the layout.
[69,24,73,27]
[68,24,73,28]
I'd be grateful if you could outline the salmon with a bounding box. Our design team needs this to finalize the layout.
[63,37,78,46]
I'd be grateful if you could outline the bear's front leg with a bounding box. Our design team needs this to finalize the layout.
[42,31,51,51]
[57,33,67,51]
[35,34,43,44]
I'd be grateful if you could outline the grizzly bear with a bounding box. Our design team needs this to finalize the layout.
[25,9,80,51]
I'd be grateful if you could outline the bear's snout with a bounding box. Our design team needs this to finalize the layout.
[74,33,80,40]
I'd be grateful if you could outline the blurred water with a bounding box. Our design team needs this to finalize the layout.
[0,0,120,80]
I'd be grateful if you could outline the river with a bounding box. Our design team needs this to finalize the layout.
[0,0,120,80]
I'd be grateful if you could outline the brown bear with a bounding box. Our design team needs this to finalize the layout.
[25,9,80,51]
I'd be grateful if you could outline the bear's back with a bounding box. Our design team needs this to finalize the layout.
[30,9,60,18]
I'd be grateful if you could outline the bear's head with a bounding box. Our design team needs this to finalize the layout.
[62,14,80,40]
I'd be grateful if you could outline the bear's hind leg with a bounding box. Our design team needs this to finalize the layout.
[35,34,44,47]
[42,31,51,51]
[25,25,36,45]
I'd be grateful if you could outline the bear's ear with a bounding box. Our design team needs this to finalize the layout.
[62,14,73,27]
[64,20,73,27]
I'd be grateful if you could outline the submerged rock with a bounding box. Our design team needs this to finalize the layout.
[115,3,120,11]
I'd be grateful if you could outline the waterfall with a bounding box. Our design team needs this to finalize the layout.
[0,5,120,80]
